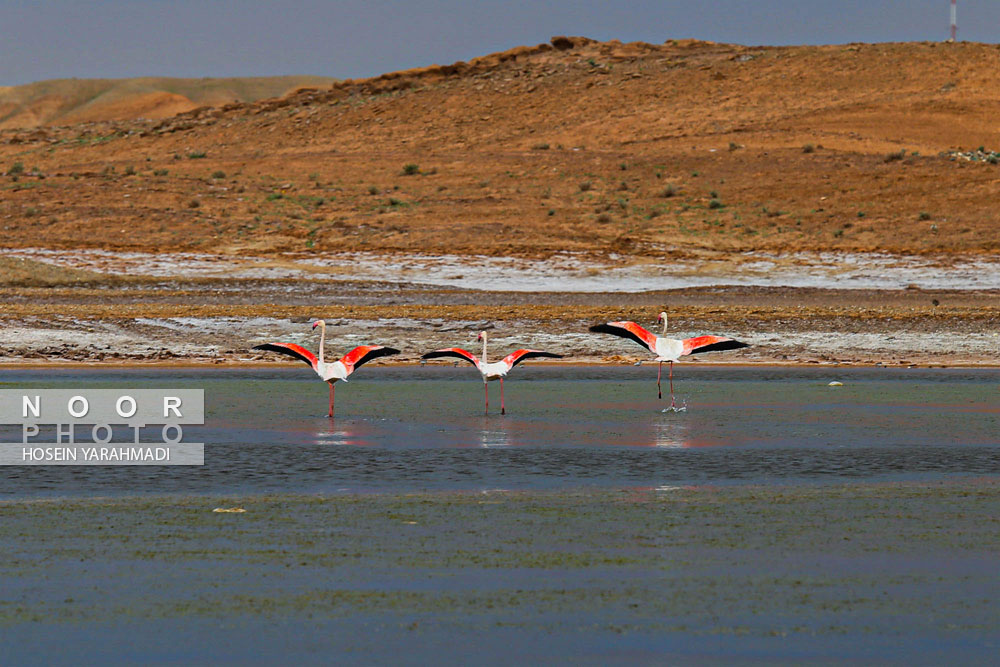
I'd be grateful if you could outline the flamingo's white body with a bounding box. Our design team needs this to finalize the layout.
[254,320,399,417]
[421,331,562,414]
[590,311,748,408]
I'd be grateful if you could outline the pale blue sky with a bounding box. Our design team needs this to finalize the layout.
[2,1,997,86]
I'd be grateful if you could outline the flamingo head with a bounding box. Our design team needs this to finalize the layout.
[312,320,325,330]
[477,331,486,342]
[657,311,668,325]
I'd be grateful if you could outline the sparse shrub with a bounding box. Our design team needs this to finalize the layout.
[989,155,999,165]
[919,212,932,221]
[308,173,319,181]
[532,143,550,150]
[660,185,677,198]
[802,144,815,154]
[547,209,555,216]
[708,198,723,209]
[25,207,38,217]
[691,171,699,177]
[883,150,906,163]
[9,162,24,175]
[596,213,612,223]
[833,228,844,237]
[266,193,283,201]
[212,170,226,179]
[857,211,866,218]
[124,165,136,176]
[387,197,403,206]
[619,162,628,170]
[402,163,419,175]
[153,168,168,176]
[729,142,742,152]
[579,181,592,192]
[618,181,629,191]
[187,199,200,208]
[709,190,719,198]
[188,151,207,159]
[368,185,378,195]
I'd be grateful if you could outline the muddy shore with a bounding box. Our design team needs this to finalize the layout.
[3,278,999,366]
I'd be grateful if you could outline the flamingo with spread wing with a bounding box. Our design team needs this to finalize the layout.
[421,330,562,414]
[590,311,748,408]
[254,320,399,417]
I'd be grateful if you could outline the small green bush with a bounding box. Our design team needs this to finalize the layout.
[212,170,226,179]
[402,163,419,175]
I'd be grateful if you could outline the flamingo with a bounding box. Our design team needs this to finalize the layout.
[590,311,748,408]
[253,320,399,417]
[421,330,562,414]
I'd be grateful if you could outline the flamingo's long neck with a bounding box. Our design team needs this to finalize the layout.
[317,321,326,367]
[481,332,488,365]
[661,315,668,336]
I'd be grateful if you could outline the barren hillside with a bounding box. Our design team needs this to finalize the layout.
[0,76,337,129]
[2,37,1000,259]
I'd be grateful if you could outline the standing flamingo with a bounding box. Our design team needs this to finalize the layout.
[421,331,562,415]
[253,320,399,417]
[590,311,748,409]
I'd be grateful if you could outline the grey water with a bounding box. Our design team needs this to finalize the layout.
[2,366,998,498]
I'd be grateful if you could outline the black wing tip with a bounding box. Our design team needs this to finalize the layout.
[589,323,614,333]
[379,347,401,356]
[691,340,750,354]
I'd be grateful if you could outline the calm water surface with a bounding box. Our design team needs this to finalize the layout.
[2,366,998,497]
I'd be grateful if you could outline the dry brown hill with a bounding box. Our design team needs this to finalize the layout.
[2,37,1000,260]
[0,76,337,129]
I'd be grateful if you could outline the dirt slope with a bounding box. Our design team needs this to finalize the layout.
[2,37,1000,259]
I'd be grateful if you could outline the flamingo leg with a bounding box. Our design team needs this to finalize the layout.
[657,361,662,400]
[501,378,505,415]
[484,381,489,415]
[669,362,676,409]
[328,383,335,418]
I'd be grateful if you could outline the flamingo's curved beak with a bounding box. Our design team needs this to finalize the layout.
[312,321,320,330]
[477,332,483,341]
[656,314,663,324]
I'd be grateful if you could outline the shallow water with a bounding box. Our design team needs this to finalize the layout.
[2,366,998,498]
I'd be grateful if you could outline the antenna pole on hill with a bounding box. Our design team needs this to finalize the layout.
[950,0,957,41]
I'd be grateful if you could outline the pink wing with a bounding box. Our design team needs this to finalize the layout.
[501,349,563,370]
[421,347,481,368]
[589,321,658,354]
[339,345,400,375]
[253,342,319,369]
[682,335,749,356]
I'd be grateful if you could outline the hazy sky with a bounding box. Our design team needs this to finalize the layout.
[2,1,997,86]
